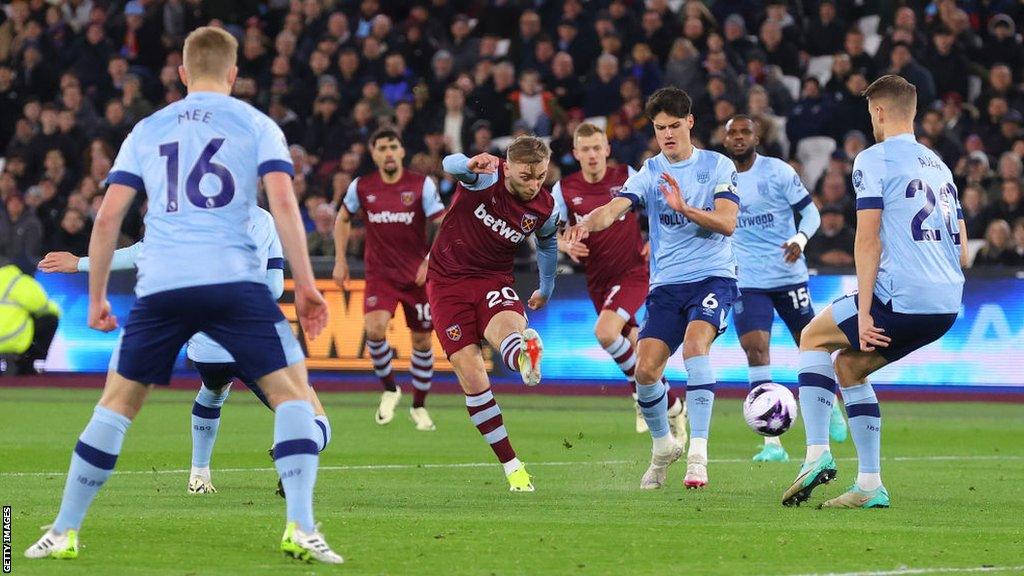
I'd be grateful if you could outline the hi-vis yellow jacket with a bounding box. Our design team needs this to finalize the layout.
[0,265,60,354]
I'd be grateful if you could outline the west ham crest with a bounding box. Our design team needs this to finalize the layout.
[572,196,583,206]
[366,296,378,307]
[445,324,462,341]
[400,191,416,206]
[521,213,538,232]
[366,194,377,203]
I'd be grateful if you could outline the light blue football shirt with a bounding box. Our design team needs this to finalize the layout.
[106,91,293,297]
[618,148,739,288]
[734,154,812,290]
[852,133,964,314]
[188,207,284,363]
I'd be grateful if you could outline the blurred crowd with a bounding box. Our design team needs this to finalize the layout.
[1,0,1023,274]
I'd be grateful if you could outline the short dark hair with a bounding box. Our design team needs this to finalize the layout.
[369,127,402,148]
[862,74,917,115]
[726,114,758,129]
[644,87,692,121]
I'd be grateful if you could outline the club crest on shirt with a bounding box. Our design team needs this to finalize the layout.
[852,169,864,190]
[521,213,538,232]
[697,170,710,184]
[572,196,584,206]
[400,191,416,206]
[792,173,802,188]
[445,324,462,341]
[366,194,377,203]
[366,296,378,307]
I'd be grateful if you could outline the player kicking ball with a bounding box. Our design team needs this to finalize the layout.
[430,137,559,492]
[26,28,342,563]
[565,87,739,490]
[553,123,688,440]
[39,205,333,497]
[723,115,847,463]
[334,128,445,430]
[782,75,966,509]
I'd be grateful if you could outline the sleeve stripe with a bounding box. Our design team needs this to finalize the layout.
[615,191,642,212]
[714,191,741,205]
[791,195,812,211]
[266,257,285,270]
[956,208,964,219]
[856,197,884,210]
[105,171,146,192]
[258,159,295,177]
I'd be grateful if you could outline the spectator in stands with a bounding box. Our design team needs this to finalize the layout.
[307,203,336,257]
[627,43,663,99]
[973,219,1013,266]
[0,193,42,273]
[924,27,971,102]
[986,179,1024,225]
[981,15,1024,79]
[759,20,800,77]
[887,42,936,111]
[584,53,622,118]
[843,29,876,80]
[960,184,989,239]
[46,207,90,255]
[549,52,585,113]
[1006,218,1024,266]
[804,0,845,56]
[640,10,674,64]
[787,78,832,148]
[664,39,703,97]
[921,108,965,168]
[805,205,855,267]
[441,84,474,155]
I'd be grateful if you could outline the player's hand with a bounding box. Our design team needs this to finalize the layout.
[857,313,891,352]
[562,222,590,248]
[641,241,650,263]
[415,257,429,286]
[782,233,807,263]
[332,259,349,289]
[39,251,80,273]
[467,153,500,174]
[88,299,118,332]
[527,290,548,310]
[295,284,330,340]
[557,231,589,263]
[658,172,690,214]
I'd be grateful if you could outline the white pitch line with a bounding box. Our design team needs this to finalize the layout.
[0,454,1021,478]
[775,565,1024,576]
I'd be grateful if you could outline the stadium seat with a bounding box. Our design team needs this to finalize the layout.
[864,34,882,56]
[795,136,836,188]
[858,15,880,36]
[968,76,982,104]
[584,116,608,131]
[774,116,791,159]
[806,56,833,86]
[781,75,801,101]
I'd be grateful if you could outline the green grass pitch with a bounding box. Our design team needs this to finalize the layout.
[1,386,1022,576]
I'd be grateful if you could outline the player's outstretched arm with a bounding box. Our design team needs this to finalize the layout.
[853,208,890,351]
[42,242,143,274]
[265,171,329,340]
[442,153,500,190]
[87,183,137,332]
[564,196,632,247]
[530,212,561,310]
[659,172,738,236]
[958,219,969,268]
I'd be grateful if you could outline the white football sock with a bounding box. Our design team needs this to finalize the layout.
[857,472,882,491]
[805,444,829,463]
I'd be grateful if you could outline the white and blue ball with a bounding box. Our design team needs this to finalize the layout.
[743,383,798,437]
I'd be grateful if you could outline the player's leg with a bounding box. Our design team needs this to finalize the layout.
[774,285,848,444]
[188,362,236,494]
[740,329,791,462]
[28,290,194,559]
[306,387,332,452]
[365,307,402,425]
[408,329,436,431]
[205,282,341,563]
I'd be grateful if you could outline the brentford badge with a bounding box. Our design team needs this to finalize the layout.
[400,191,415,206]
[521,213,538,232]
[445,324,462,341]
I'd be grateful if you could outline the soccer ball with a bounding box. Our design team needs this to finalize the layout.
[743,383,798,437]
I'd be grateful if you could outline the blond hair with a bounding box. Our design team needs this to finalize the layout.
[506,135,551,165]
[862,74,917,116]
[573,122,607,142]
[183,27,238,82]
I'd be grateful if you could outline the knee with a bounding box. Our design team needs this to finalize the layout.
[743,344,769,366]
[593,324,619,348]
[634,359,662,386]
[411,332,433,351]
[681,338,710,359]
[833,351,862,386]
[364,323,387,342]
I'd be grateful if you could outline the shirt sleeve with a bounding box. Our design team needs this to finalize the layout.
[442,153,499,191]
[536,209,560,239]
[421,176,445,219]
[713,155,740,205]
[550,181,569,223]
[342,177,360,214]
[780,161,812,209]
[853,151,884,210]
[77,241,143,271]
[105,128,145,192]
[256,117,295,178]
[617,162,652,211]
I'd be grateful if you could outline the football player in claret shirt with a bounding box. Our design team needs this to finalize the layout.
[431,136,560,492]
[335,128,445,431]
[552,122,686,441]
